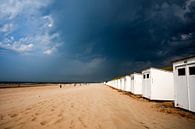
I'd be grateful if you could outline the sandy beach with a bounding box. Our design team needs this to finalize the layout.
[0,83,195,129]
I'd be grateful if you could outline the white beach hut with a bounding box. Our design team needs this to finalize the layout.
[106,81,110,86]
[112,80,116,88]
[124,75,131,92]
[173,56,195,112]
[131,73,142,95]
[121,77,125,91]
[119,78,122,90]
[142,67,174,101]
[114,79,118,89]
[111,80,114,87]
[107,80,113,87]
[116,79,120,89]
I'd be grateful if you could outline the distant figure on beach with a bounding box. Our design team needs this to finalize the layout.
[59,84,62,88]
[74,83,76,87]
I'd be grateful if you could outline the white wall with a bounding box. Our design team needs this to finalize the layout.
[142,68,174,101]
[117,79,120,89]
[125,75,131,92]
[173,57,195,112]
[121,78,125,91]
[131,73,142,95]
[151,68,174,100]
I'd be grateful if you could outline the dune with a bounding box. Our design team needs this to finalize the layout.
[0,83,195,129]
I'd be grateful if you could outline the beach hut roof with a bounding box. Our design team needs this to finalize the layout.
[172,55,195,63]
[142,67,173,73]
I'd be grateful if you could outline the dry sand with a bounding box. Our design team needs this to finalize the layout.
[0,83,195,129]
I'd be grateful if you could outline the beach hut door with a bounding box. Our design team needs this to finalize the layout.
[131,76,134,93]
[187,64,195,112]
[144,72,151,98]
[176,66,189,109]
[147,73,151,98]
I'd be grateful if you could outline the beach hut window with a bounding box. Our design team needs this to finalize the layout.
[147,74,149,78]
[189,66,195,75]
[178,68,185,76]
[131,77,134,80]
[143,75,145,79]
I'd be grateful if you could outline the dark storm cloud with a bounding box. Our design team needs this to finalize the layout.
[51,0,195,79]
[0,0,195,82]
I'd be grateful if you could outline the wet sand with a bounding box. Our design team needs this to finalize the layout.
[0,83,195,129]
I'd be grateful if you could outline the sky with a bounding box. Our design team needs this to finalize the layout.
[0,0,195,82]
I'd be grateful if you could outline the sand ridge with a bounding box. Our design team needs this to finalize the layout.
[0,84,195,129]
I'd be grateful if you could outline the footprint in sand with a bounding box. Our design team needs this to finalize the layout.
[0,115,4,120]
[25,112,30,115]
[40,121,47,126]
[18,121,25,126]
[78,117,87,128]
[139,122,144,124]
[38,102,42,105]
[10,114,18,118]
[143,125,150,129]
[69,120,75,129]
[152,122,156,125]
[96,124,102,129]
[31,117,37,121]
[4,126,12,129]
[139,122,150,129]
[54,117,64,124]
[71,103,74,108]
[26,107,32,111]
[35,112,40,116]
[58,113,62,117]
